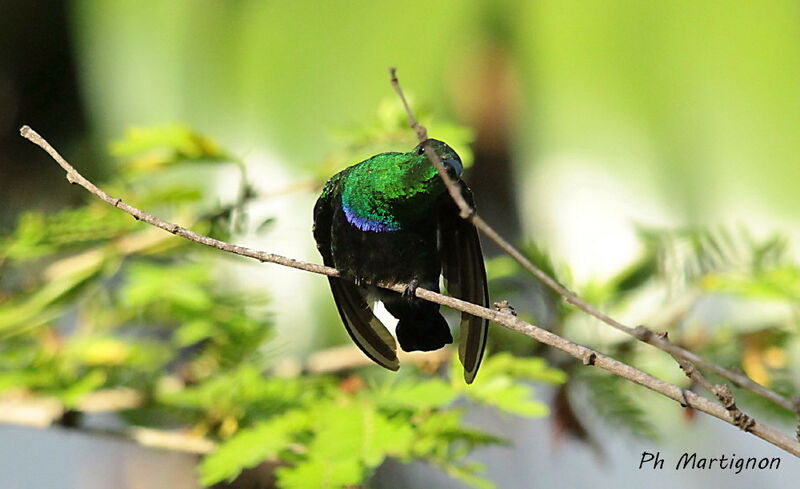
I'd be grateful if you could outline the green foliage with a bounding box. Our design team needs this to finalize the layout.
[459,353,565,417]
[110,124,227,172]
[200,409,310,485]
[198,353,559,489]
[0,127,269,421]
[576,370,659,440]
[1,205,138,261]
[369,377,458,410]
[486,225,800,438]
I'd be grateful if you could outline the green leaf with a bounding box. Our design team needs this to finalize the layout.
[159,366,303,416]
[174,319,215,346]
[310,402,415,468]
[121,262,211,312]
[276,458,362,489]
[703,265,800,302]
[1,206,137,262]
[273,401,415,489]
[110,125,224,171]
[466,376,549,417]
[578,370,659,440]
[454,353,560,417]
[484,255,521,282]
[0,256,105,337]
[58,369,107,407]
[439,462,495,489]
[476,353,566,385]
[199,410,310,486]
[63,335,170,370]
[411,410,506,459]
[370,378,458,410]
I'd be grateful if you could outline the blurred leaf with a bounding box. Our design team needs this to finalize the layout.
[199,410,310,485]
[577,370,658,440]
[174,319,215,347]
[466,376,549,417]
[58,369,106,407]
[110,125,225,172]
[438,462,495,489]
[159,366,304,421]
[453,353,560,417]
[484,255,520,282]
[255,217,276,234]
[121,261,211,311]
[370,378,458,410]
[1,206,137,262]
[475,352,566,385]
[276,458,361,489]
[703,265,800,302]
[63,335,170,369]
[411,410,506,460]
[309,402,415,469]
[0,256,105,337]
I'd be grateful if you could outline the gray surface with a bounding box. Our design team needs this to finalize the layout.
[1,407,797,489]
[373,406,799,489]
[0,425,198,489]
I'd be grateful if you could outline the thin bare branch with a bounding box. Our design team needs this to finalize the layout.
[795,397,800,442]
[19,124,800,457]
[0,393,214,453]
[389,67,474,219]
[273,345,451,376]
[667,334,755,432]
[388,67,427,141]
[386,69,797,415]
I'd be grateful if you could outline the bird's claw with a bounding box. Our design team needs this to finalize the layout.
[402,279,419,298]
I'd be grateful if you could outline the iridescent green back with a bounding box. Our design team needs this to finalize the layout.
[340,152,444,231]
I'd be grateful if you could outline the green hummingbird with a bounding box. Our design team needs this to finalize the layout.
[313,139,489,383]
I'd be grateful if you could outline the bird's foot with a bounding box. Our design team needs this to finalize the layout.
[402,279,419,299]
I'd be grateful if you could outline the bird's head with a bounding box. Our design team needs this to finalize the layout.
[411,139,463,179]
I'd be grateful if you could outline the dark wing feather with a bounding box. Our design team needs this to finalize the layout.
[313,179,399,371]
[438,182,489,384]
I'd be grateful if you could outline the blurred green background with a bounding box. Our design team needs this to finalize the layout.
[7,0,800,269]
[2,1,800,488]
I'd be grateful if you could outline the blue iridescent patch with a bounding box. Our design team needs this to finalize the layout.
[342,202,400,232]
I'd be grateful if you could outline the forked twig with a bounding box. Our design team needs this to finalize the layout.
[387,67,796,416]
[18,124,800,457]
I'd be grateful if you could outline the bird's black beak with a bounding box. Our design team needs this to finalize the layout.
[442,158,463,178]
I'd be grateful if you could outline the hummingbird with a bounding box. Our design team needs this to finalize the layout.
[313,139,489,383]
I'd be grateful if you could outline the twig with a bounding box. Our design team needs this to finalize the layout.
[387,68,797,415]
[664,332,755,431]
[19,125,800,457]
[388,67,427,141]
[0,393,214,454]
[3,344,449,453]
[273,344,451,376]
[388,67,473,219]
[795,397,800,442]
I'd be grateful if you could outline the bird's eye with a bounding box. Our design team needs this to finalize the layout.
[417,145,426,155]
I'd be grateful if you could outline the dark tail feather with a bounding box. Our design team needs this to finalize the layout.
[395,311,453,352]
[382,290,453,352]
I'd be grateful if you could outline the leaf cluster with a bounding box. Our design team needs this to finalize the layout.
[485,225,800,440]
[198,353,564,489]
